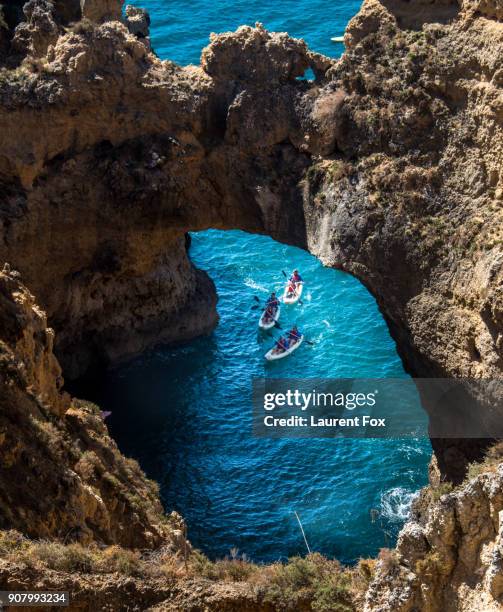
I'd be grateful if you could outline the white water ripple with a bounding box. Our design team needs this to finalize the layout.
[380,487,419,523]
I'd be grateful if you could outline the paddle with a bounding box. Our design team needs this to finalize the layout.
[282,270,303,305]
[290,331,315,346]
[252,296,262,310]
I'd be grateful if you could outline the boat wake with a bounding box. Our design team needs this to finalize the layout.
[244,278,268,292]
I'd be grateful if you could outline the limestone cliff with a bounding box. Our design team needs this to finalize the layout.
[302,0,503,479]
[0,0,500,477]
[0,266,187,551]
[0,0,501,610]
[366,450,503,612]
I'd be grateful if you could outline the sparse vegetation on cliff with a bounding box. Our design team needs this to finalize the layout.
[0,531,372,611]
[466,441,503,479]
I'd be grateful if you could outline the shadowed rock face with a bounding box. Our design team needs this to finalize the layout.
[0,0,501,507]
[0,267,189,549]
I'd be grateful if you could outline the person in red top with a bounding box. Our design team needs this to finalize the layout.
[290,269,302,284]
[287,325,301,344]
[287,270,302,296]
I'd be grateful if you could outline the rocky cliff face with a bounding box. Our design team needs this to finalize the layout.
[0,0,502,610]
[0,266,187,550]
[0,8,322,378]
[302,0,503,479]
[366,452,503,612]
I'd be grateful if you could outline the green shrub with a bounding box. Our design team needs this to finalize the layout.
[189,549,217,578]
[352,557,376,593]
[0,530,29,555]
[72,399,101,415]
[312,571,353,611]
[429,482,453,502]
[213,558,255,582]
[262,554,356,611]
[270,556,318,590]
[102,471,122,489]
[415,550,451,579]
[75,450,102,481]
[190,549,256,582]
[466,441,503,480]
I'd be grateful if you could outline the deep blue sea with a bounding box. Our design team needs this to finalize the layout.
[92,2,431,564]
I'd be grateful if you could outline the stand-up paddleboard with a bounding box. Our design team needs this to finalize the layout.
[259,304,280,330]
[283,281,304,305]
[265,335,304,361]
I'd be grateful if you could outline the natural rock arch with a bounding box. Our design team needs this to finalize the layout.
[0,0,502,483]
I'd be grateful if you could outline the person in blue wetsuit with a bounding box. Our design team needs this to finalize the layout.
[264,292,279,322]
[274,336,290,353]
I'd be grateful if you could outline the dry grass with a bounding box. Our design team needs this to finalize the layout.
[0,531,163,578]
[466,441,503,480]
[0,531,373,610]
[415,550,452,579]
[377,548,400,576]
[74,450,103,481]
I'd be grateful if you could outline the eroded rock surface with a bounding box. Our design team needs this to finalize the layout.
[0,266,187,550]
[366,460,503,611]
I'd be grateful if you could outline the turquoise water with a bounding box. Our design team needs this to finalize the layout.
[91,1,431,563]
[95,232,430,563]
[132,0,361,64]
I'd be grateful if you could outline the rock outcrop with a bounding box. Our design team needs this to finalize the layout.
[301,0,503,478]
[0,561,273,612]
[0,266,187,550]
[0,16,320,379]
[124,5,150,42]
[366,455,503,611]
